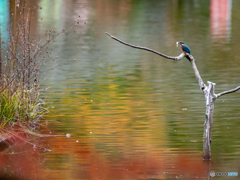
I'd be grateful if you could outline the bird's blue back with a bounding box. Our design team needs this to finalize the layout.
[181,44,191,55]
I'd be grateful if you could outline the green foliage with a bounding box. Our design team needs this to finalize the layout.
[0,88,48,128]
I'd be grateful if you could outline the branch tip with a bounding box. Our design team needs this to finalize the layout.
[216,86,240,99]
[106,32,111,37]
[105,32,184,61]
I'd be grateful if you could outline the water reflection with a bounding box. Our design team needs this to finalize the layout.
[0,131,44,180]
[2,0,240,179]
[41,136,211,179]
[0,0,10,42]
[210,0,232,42]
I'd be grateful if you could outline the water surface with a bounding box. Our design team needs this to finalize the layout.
[1,0,240,179]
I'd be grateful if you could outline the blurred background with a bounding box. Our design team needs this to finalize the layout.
[0,0,240,179]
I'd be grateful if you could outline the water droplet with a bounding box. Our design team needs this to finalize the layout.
[66,133,71,137]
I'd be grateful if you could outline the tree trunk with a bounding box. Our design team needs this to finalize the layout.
[203,81,216,160]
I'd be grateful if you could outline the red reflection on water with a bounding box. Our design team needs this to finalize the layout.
[210,0,232,42]
[68,140,209,179]
[0,129,43,180]
[75,152,165,179]
[174,155,207,178]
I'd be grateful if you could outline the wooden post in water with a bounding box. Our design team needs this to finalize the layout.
[203,81,215,160]
[106,32,240,160]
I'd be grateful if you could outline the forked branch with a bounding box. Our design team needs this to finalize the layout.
[106,32,240,98]
[216,86,240,99]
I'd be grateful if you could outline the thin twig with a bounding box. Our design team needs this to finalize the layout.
[1,128,51,151]
[216,86,240,99]
[106,32,185,61]
[12,0,18,72]
[32,25,75,60]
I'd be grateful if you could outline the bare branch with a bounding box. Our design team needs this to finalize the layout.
[216,86,240,99]
[188,56,206,93]
[106,32,207,93]
[106,32,185,61]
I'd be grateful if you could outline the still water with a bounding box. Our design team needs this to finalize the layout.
[1,0,240,179]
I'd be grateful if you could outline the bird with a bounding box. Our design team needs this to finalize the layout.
[176,42,191,55]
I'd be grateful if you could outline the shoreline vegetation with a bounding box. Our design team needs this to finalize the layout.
[0,1,79,147]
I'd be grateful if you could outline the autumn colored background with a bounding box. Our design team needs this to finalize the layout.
[0,0,240,179]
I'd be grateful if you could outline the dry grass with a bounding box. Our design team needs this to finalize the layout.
[0,0,79,131]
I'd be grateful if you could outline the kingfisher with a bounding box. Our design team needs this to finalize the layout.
[176,42,191,55]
